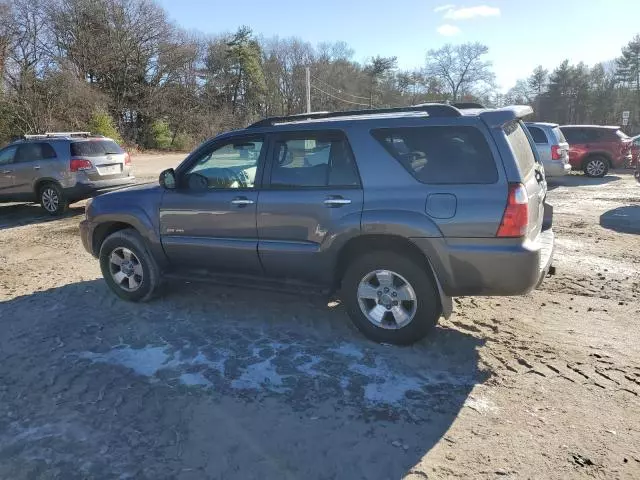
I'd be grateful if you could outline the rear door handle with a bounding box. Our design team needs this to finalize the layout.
[324,197,352,207]
[33,165,40,170]
[231,197,254,206]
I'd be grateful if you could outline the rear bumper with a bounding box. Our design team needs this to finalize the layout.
[411,229,555,297]
[543,161,571,177]
[64,177,136,201]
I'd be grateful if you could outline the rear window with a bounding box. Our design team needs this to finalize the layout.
[527,126,548,144]
[552,127,566,143]
[616,130,629,140]
[71,140,124,157]
[371,126,498,184]
[503,121,536,175]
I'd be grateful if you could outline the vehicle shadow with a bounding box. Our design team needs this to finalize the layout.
[0,279,489,480]
[0,203,85,230]
[600,205,640,234]
[547,174,622,190]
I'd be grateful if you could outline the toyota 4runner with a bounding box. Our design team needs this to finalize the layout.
[80,104,555,345]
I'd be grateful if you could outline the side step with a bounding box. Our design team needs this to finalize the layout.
[164,270,331,297]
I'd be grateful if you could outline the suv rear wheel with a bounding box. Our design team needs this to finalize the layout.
[583,156,609,178]
[39,183,68,216]
[341,251,441,345]
[99,228,160,302]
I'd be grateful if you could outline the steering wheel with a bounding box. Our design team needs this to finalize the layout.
[221,168,248,188]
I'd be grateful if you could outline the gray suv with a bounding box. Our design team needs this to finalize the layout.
[0,132,134,215]
[80,105,555,345]
[525,122,571,177]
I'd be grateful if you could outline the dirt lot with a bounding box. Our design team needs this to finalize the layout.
[0,154,639,479]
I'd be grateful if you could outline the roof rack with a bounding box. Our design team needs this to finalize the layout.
[452,102,486,109]
[23,131,95,140]
[248,103,461,128]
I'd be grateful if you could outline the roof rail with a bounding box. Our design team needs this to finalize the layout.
[248,103,461,128]
[23,131,94,140]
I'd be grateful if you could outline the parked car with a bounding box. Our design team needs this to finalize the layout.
[0,132,134,215]
[80,104,555,345]
[630,134,640,168]
[560,125,633,177]
[524,122,571,177]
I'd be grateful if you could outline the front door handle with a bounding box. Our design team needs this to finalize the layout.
[324,197,352,207]
[231,197,254,206]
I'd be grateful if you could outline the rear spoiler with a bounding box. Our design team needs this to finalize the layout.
[479,105,533,128]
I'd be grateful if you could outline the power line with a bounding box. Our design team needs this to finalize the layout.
[311,84,370,106]
[311,75,370,100]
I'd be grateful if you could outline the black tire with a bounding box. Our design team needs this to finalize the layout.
[99,228,161,302]
[341,251,441,345]
[583,156,609,178]
[39,183,68,216]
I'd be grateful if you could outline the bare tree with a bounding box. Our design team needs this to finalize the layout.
[425,42,494,101]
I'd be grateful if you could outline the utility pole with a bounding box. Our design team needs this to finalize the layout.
[305,67,311,113]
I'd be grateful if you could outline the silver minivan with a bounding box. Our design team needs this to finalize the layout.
[525,122,571,177]
[0,132,135,215]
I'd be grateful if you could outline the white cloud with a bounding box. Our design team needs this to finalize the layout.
[443,5,500,20]
[436,24,461,36]
[434,4,455,12]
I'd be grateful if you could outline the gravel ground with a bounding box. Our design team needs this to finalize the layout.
[0,156,639,479]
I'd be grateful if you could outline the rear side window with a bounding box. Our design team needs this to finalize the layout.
[71,140,124,157]
[270,134,360,188]
[527,126,548,144]
[561,128,581,143]
[15,142,58,162]
[503,121,536,175]
[371,126,497,184]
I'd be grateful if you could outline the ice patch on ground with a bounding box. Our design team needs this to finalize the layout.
[80,340,478,408]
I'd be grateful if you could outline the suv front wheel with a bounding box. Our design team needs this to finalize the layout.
[341,251,441,345]
[99,228,160,302]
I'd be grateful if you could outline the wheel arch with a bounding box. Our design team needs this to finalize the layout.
[92,221,137,257]
[34,178,62,196]
[333,234,452,319]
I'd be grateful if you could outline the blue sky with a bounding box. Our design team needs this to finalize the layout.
[158,0,640,92]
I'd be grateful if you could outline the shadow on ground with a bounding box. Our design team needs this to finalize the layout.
[600,205,640,234]
[547,174,622,190]
[0,279,488,479]
[0,203,85,230]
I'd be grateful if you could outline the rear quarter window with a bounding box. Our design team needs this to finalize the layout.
[71,140,124,157]
[371,125,498,184]
[503,121,536,175]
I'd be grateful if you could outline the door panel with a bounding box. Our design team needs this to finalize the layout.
[159,136,265,274]
[160,190,261,273]
[257,188,363,282]
[0,146,17,196]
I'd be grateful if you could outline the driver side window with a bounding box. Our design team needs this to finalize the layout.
[184,138,264,190]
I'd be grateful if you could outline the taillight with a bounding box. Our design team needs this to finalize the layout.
[70,158,93,172]
[497,183,529,238]
[124,152,131,165]
[551,145,561,160]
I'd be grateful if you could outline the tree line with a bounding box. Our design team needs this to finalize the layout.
[504,35,640,135]
[1,0,639,150]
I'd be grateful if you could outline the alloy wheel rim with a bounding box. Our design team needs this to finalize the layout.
[42,188,59,212]
[357,269,417,329]
[587,159,605,176]
[108,247,144,292]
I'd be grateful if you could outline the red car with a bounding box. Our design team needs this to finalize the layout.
[560,125,633,177]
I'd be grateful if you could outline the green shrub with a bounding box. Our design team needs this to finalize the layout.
[151,120,172,150]
[171,132,194,151]
[88,109,122,143]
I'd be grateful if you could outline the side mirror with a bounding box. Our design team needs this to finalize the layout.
[159,168,177,189]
